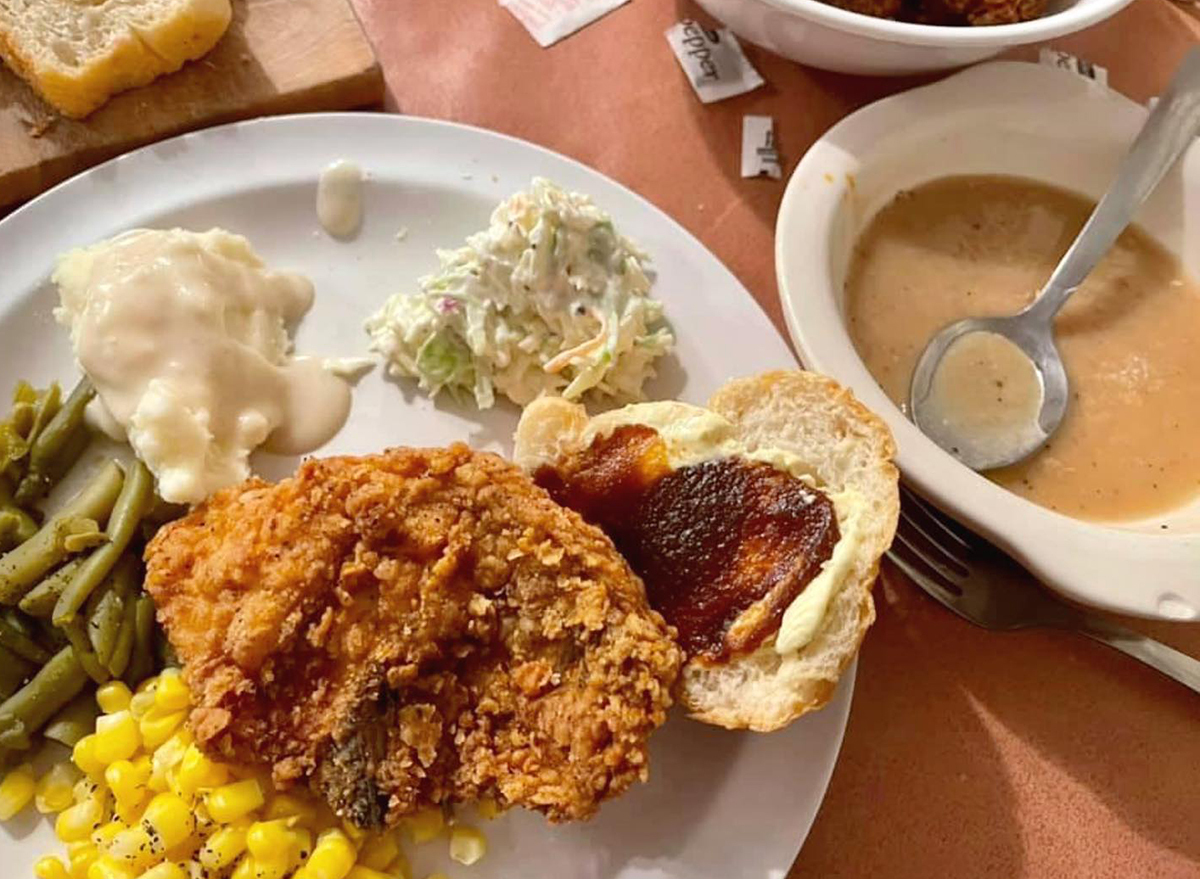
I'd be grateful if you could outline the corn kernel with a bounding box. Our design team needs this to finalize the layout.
[255,857,290,879]
[176,745,228,795]
[262,793,317,826]
[0,762,35,819]
[247,819,293,860]
[153,675,191,714]
[198,820,250,869]
[448,824,486,866]
[73,736,106,779]
[34,855,70,879]
[305,829,356,879]
[68,843,99,879]
[105,760,150,809]
[107,825,157,870]
[148,735,192,796]
[206,779,264,824]
[346,867,390,879]
[138,864,188,879]
[138,708,185,751]
[288,827,313,870]
[115,799,147,827]
[357,833,399,871]
[230,855,258,879]
[164,833,204,864]
[403,808,443,844]
[94,712,140,765]
[96,682,133,714]
[37,762,80,814]
[91,820,124,850]
[128,688,157,720]
[57,796,106,843]
[73,778,99,803]
[85,855,136,879]
[142,793,195,850]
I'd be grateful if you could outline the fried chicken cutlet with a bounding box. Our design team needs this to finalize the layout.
[143,445,682,827]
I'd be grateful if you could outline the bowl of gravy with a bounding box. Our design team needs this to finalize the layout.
[777,60,1200,620]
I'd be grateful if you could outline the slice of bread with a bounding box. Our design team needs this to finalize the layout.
[0,0,233,118]
[514,370,899,732]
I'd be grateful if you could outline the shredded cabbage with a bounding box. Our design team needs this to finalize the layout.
[365,178,673,408]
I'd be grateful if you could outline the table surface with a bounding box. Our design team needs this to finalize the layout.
[350,1,1200,876]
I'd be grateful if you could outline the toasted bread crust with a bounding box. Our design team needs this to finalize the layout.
[514,370,900,732]
[0,0,232,118]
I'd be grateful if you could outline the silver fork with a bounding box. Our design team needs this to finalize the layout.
[889,486,1200,694]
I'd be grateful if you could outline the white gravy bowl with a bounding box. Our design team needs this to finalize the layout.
[777,61,1200,619]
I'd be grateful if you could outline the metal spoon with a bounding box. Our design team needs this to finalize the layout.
[910,49,1200,472]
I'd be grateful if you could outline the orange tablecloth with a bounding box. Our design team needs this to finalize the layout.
[351,2,1200,875]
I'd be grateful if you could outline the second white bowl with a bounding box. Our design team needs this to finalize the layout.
[776,61,1200,619]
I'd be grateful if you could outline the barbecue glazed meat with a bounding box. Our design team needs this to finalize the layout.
[144,445,682,827]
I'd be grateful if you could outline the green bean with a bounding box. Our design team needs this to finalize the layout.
[124,595,157,687]
[61,619,110,685]
[0,382,36,478]
[35,618,68,652]
[0,482,37,547]
[25,383,62,450]
[84,575,117,661]
[0,644,33,702]
[1,383,63,491]
[0,613,50,663]
[16,379,94,505]
[7,509,37,545]
[0,646,87,750]
[61,517,105,553]
[0,461,124,604]
[106,593,138,678]
[10,381,36,407]
[53,461,151,626]
[39,429,90,500]
[43,689,100,748]
[0,513,19,553]
[19,559,83,618]
[2,607,37,639]
[87,557,136,666]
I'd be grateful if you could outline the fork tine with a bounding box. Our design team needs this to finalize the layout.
[895,506,969,583]
[901,487,979,552]
[897,494,969,576]
[892,522,967,591]
[886,543,970,621]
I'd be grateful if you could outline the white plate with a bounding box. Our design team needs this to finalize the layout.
[0,113,852,879]
[776,62,1200,620]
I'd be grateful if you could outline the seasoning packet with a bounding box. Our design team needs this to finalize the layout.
[500,0,630,47]
[665,20,765,104]
[1038,48,1109,88]
[741,115,781,179]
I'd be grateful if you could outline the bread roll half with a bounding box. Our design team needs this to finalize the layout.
[514,370,899,732]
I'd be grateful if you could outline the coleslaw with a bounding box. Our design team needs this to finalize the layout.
[365,178,674,408]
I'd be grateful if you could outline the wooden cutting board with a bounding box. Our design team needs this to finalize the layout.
[0,0,384,210]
